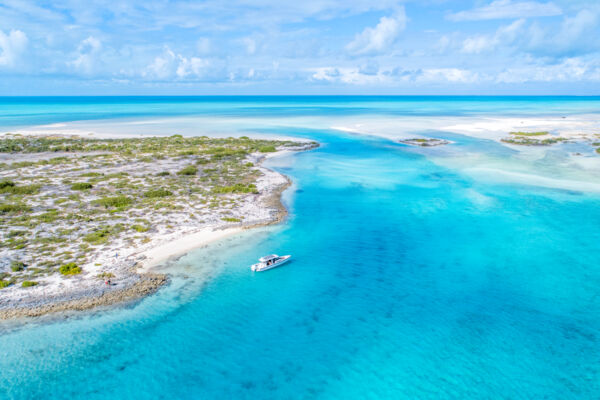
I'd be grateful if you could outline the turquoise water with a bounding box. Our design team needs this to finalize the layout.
[1,96,600,128]
[1,98,600,399]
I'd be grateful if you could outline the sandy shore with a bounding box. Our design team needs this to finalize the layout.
[137,227,244,273]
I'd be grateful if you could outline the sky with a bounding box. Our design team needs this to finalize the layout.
[0,0,599,95]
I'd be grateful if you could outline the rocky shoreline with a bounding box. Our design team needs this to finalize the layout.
[0,272,168,319]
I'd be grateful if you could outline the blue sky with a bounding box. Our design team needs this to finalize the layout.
[0,0,599,95]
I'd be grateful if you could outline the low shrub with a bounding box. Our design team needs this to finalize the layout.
[177,165,198,176]
[0,280,13,289]
[212,183,258,194]
[144,188,173,198]
[10,261,25,272]
[79,172,103,177]
[21,281,38,287]
[0,180,15,189]
[258,145,276,153]
[221,217,241,222]
[94,196,132,209]
[509,131,549,136]
[59,262,82,275]
[0,182,41,195]
[71,182,93,190]
[38,209,60,223]
[132,224,150,232]
[0,203,30,214]
[83,227,112,245]
[156,171,170,176]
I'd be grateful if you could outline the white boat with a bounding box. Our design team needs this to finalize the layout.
[251,254,291,272]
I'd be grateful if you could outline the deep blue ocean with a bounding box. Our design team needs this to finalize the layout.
[1,97,599,399]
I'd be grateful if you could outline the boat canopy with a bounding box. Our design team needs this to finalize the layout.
[259,254,278,262]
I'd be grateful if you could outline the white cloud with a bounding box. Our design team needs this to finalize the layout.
[69,36,102,74]
[242,37,257,55]
[311,67,388,84]
[448,0,562,21]
[144,48,177,80]
[554,9,598,48]
[524,8,600,56]
[346,7,407,55]
[176,56,208,78]
[417,68,480,83]
[496,57,600,83]
[311,65,480,85]
[144,48,209,80]
[0,29,28,67]
[461,19,526,54]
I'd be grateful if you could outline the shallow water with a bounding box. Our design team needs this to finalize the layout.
[1,98,600,399]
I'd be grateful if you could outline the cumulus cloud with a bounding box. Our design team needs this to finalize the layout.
[346,7,407,55]
[311,65,480,85]
[496,57,600,83]
[311,67,388,84]
[416,68,480,83]
[144,48,208,80]
[69,36,102,74]
[521,8,600,57]
[461,19,525,54]
[0,29,28,67]
[448,0,562,21]
[144,48,177,79]
[176,56,208,78]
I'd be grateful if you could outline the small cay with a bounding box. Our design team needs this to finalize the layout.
[399,138,451,147]
[0,134,318,319]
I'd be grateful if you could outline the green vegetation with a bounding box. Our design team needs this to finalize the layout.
[221,217,241,222]
[71,182,93,190]
[21,281,38,287]
[144,188,173,198]
[156,171,170,176]
[10,261,25,272]
[0,203,30,214]
[97,272,115,279]
[79,172,103,177]
[213,183,258,194]
[0,181,41,195]
[59,262,82,275]
[177,165,198,175]
[258,145,277,153]
[0,279,14,289]
[509,131,549,136]
[38,209,60,223]
[501,136,567,146]
[0,180,14,189]
[132,224,150,232]
[83,226,116,245]
[94,195,132,209]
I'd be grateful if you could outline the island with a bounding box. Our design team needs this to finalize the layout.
[500,131,568,146]
[398,138,451,147]
[0,134,318,318]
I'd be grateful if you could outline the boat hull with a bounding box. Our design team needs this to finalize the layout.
[251,255,291,272]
